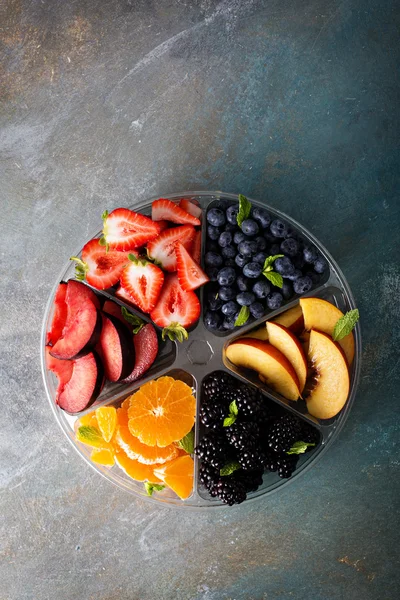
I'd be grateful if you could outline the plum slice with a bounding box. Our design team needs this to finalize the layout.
[122,324,158,383]
[46,282,68,346]
[97,313,135,382]
[57,351,105,413]
[102,299,126,325]
[66,279,101,310]
[45,346,74,395]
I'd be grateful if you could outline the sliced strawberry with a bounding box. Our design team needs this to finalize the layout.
[152,199,201,226]
[97,313,135,382]
[191,230,202,265]
[115,285,136,306]
[71,239,131,290]
[57,351,105,413]
[102,208,160,251]
[46,346,74,396]
[122,324,159,383]
[156,220,169,231]
[147,225,195,272]
[150,274,200,340]
[119,256,164,314]
[175,241,209,291]
[179,198,202,220]
[47,282,68,346]
[50,296,101,360]
[66,279,101,309]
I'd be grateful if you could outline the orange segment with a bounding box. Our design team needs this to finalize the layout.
[90,448,115,466]
[75,411,98,429]
[127,376,196,447]
[153,455,194,500]
[115,452,162,483]
[95,406,117,442]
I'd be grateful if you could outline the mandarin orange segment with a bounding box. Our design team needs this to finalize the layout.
[127,376,196,447]
[153,455,194,500]
[115,452,162,483]
[90,448,115,466]
[95,406,117,442]
[75,411,98,429]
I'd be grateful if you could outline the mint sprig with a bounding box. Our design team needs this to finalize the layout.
[176,430,195,454]
[262,254,284,289]
[333,309,359,341]
[234,306,250,327]
[144,482,165,496]
[223,400,238,427]
[220,461,241,476]
[287,441,316,455]
[76,425,103,445]
[121,306,145,334]
[236,194,252,227]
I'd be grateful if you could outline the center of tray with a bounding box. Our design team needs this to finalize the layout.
[186,340,214,365]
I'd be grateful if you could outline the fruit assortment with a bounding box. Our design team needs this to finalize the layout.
[43,193,359,505]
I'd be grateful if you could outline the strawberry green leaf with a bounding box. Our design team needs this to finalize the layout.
[121,307,145,334]
[70,256,89,281]
[161,323,189,343]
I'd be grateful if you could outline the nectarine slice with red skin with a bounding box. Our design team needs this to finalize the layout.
[272,304,304,335]
[306,330,350,419]
[226,338,301,401]
[266,322,308,392]
[300,297,355,365]
[244,326,269,341]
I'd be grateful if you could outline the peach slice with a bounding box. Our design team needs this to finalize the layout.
[306,330,350,419]
[244,325,269,341]
[300,298,355,365]
[225,338,301,401]
[266,322,307,392]
[272,304,304,335]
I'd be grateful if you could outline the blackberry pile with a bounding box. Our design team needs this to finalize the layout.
[204,200,329,331]
[195,372,320,505]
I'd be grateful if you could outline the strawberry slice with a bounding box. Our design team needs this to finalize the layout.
[191,230,202,265]
[71,239,131,290]
[150,274,200,341]
[46,282,68,346]
[175,241,209,291]
[102,208,160,251]
[179,198,202,220]
[147,225,195,272]
[122,324,159,383]
[152,199,201,226]
[119,256,164,313]
[156,220,170,231]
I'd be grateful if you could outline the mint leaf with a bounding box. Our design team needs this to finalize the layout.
[287,441,316,455]
[229,400,238,417]
[333,309,359,341]
[144,482,165,496]
[264,271,283,288]
[121,307,145,334]
[223,415,236,427]
[76,425,103,445]
[223,400,239,427]
[234,306,250,326]
[236,194,252,227]
[220,461,241,476]
[263,254,284,272]
[176,430,195,454]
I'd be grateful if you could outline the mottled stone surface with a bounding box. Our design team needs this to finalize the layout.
[1,0,399,598]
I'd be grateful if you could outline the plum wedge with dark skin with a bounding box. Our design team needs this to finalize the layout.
[46,282,68,346]
[66,279,101,309]
[97,313,135,382]
[122,324,158,383]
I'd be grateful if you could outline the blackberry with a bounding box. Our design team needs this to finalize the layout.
[265,414,302,453]
[238,446,266,471]
[200,401,226,429]
[235,387,262,418]
[199,463,219,492]
[225,422,260,450]
[214,478,247,505]
[234,468,264,493]
[264,452,299,478]
[202,372,231,401]
[194,431,230,469]
[300,424,320,447]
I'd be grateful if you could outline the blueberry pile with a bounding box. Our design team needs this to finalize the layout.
[195,372,320,505]
[204,201,329,331]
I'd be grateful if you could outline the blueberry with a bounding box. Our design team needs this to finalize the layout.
[217,267,236,286]
[206,241,219,253]
[238,240,257,257]
[205,252,223,268]
[205,311,221,329]
[305,270,320,284]
[235,253,250,268]
[270,243,281,256]
[285,268,302,281]
[222,300,239,316]
[274,257,295,276]
[243,262,262,278]
[280,238,299,257]
[284,228,299,240]
[293,276,313,294]
[270,219,289,238]
[218,231,232,248]
[207,290,223,311]
[207,225,221,241]
[264,232,280,245]
[233,231,246,245]
[281,280,294,300]
[314,255,328,274]
[236,292,255,306]
[241,219,259,236]
[207,208,226,227]
[303,246,319,264]
[206,267,219,281]
[252,207,271,229]
[226,204,239,225]
[225,222,238,232]
[219,286,236,301]
[223,313,240,330]
[221,245,236,259]
[255,236,267,251]
[253,252,267,264]
[266,292,283,310]
[237,275,251,292]
[224,258,236,268]
[252,280,271,298]
[249,302,265,319]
